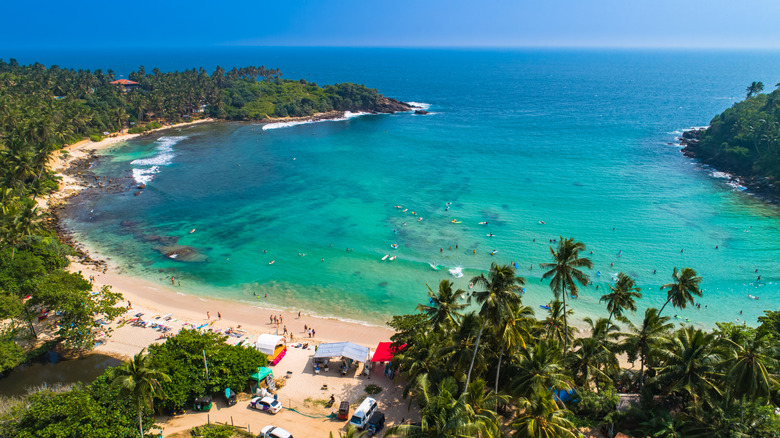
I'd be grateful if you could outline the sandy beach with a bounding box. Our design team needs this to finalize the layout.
[46,120,405,436]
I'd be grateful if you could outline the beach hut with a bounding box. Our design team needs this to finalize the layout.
[255,334,287,365]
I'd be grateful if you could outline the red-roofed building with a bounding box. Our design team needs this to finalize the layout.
[109,79,139,92]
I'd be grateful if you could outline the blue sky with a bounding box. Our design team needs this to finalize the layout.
[4,0,780,49]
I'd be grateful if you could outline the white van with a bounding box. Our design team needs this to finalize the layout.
[349,397,378,430]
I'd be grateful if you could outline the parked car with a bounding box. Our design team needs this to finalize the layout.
[250,396,282,414]
[366,411,385,435]
[349,397,378,430]
[259,425,293,438]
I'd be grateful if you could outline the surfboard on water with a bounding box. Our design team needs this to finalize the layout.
[390,256,397,261]
[429,263,440,271]
[382,254,389,260]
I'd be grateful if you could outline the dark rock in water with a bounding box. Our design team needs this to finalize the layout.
[414,110,430,115]
[573,182,584,187]
[375,96,413,113]
[120,220,137,228]
[156,244,207,262]
[134,191,142,196]
[378,281,388,287]
[144,235,162,242]
[137,183,146,189]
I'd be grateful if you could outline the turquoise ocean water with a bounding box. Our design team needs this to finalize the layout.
[45,48,780,328]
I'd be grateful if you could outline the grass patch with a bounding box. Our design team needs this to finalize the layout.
[364,384,383,395]
[303,397,330,408]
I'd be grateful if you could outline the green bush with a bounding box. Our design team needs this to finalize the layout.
[147,329,268,413]
[127,126,146,134]
[147,122,162,129]
[89,134,102,142]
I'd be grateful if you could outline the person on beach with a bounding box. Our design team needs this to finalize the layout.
[171,276,175,285]
[218,312,221,320]
[283,325,288,335]
[127,301,132,310]
[207,311,210,320]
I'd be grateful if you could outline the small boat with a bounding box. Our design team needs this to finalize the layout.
[402,209,408,212]
[382,255,389,261]
[429,263,441,271]
[449,267,464,278]
[748,294,759,300]
[269,260,275,265]
[540,305,551,310]
[190,228,196,234]
[478,221,487,225]
[538,221,545,225]
[389,256,397,261]
[451,219,461,224]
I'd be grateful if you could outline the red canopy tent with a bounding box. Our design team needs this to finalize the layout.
[371,342,406,362]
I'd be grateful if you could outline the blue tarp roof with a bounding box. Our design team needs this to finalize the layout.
[313,342,370,363]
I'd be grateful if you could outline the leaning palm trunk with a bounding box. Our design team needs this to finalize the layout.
[562,293,569,351]
[495,349,503,409]
[658,295,674,316]
[465,320,486,393]
[137,405,143,438]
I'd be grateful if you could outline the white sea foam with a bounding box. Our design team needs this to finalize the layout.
[710,170,731,179]
[130,136,187,184]
[132,166,159,185]
[408,102,431,110]
[262,111,370,130]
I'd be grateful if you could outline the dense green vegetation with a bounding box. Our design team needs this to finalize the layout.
[692,81,780,180]
[0,330,268,437]
[0,59,393,140]
[145,329,268,413]
[384,240,780,437]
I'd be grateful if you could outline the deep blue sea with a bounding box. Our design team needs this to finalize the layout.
[16,48,780,328]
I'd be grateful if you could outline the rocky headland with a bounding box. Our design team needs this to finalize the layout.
[681,128,780,204]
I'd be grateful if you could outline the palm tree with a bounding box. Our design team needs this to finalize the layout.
[746,81,764,98]
[511,390,577,438]
[417,280,469,333]
[719,329,777,403]
[509,339,572,399]
[110,350,171,438]
[540,300,577,344]
[435,312,483,381]
[493,305,535,396]
[658,267,702,316]
[465,263,525,392]
[600,272,642,323]
[464,377,506,430]
[622,308,674,391]
[540,237,592,350]
[569,317,620,389]
[651,326,722,409]
[384,374,490,438]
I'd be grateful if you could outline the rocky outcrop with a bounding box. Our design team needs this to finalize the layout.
[681,128,780,204]
[375,96,412,113]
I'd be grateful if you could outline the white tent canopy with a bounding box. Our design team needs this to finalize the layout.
[255,334,286,356]
[313,342,370,363]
